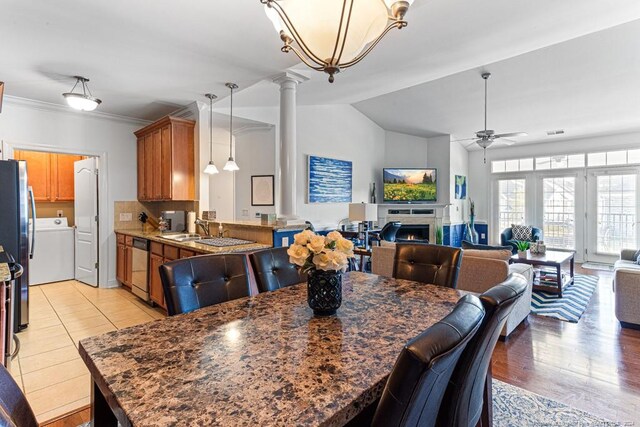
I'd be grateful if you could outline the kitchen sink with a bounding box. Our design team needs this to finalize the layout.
[159,233,202,242]
[198,237,255,247]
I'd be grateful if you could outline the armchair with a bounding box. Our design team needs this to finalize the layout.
[500,226,542,254]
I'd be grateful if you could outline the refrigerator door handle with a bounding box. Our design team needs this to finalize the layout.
[29,186,36,259]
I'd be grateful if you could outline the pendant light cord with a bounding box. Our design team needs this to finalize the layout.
[209,96,213,162]
[229,85,234,157]
[484,76,488,133]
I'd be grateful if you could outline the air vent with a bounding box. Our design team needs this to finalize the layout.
[547,129,565,136]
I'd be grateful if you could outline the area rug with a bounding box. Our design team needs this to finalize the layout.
[530,274,598,322]
[493,380,619,426]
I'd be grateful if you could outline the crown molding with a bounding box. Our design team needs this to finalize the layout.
[3,95,152,126]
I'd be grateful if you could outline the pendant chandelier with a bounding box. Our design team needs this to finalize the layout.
[62,76,102,111]
[223,83,239,172]
[261,0,414,83]
[203,93,219,175]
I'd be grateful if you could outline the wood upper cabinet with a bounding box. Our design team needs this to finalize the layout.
[14,151,83,202]
[134,116,195,201]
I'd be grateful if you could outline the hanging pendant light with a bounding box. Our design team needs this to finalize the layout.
[223,83,239,172]
[203,93,219,175]
[261,0,414,83]
[62,76,102,111]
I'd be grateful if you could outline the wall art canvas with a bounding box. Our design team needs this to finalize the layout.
[251,175,275,206]
[308,155,352,203]
[455,175,467,199]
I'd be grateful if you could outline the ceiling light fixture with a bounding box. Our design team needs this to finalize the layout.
[223,83,239,172]
[203,93,219,175]
[261,0,414,83]
[62,76,102,111]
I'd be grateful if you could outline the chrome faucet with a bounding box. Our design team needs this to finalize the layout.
[194,218,211,237]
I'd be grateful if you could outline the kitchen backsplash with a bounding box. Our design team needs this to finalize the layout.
[114,200,199,231]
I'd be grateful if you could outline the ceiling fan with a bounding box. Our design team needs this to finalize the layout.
[453,72,527,163]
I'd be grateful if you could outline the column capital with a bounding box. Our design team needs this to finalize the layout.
[272,71,309,86]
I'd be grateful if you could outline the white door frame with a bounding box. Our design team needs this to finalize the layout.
[586,167,640,263]
[1,139,110,287]
[490,173,534,245]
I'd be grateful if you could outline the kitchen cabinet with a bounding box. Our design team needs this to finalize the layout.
[134,116,195,201]
[149,253,166,310]
[14,151,83,202]
[115,233,132,289]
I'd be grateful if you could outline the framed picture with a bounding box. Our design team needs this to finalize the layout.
[308,155,353,203]
[455,175,467,200]
[251,175,275,206]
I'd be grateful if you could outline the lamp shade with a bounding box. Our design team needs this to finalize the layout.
[349,203,378,222]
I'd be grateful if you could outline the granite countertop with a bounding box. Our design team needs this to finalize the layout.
[206,219,307,232]
[79,272,465,426]
[114,229,271,254]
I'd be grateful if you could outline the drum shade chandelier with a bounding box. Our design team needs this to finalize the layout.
[261,0,415,83]
[62,76,102,111]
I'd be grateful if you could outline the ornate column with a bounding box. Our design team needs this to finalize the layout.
[273,71,308,220]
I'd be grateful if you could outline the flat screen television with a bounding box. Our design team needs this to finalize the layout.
[383,168,437,203]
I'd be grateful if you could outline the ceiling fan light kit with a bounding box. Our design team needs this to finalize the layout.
[62,76,102,111]
[261,0,414,83]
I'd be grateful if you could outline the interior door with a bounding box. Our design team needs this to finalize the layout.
[74,157,99,286]
[586,169,640,263]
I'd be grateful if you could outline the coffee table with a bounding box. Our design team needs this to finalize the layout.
[511,250,575,298]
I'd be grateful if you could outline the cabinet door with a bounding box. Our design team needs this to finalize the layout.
[160,125,172,200]
[116,242,127,285]
[144,133,154,201]
[51,153,83,201]
[151,129,162,200]
[15,151,51,201]
[149,254,166,310]
[124,245,133,286]
[137,137,146,200]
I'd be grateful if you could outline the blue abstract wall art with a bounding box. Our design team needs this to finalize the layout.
[455,175,467,200]
[308,155,353,203]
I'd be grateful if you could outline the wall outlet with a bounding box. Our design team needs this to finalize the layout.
[56,210,63,217]
[481,233,486,239]
[282,237,289,246]
[255,212,261,218]
[241,209,249,217]
[119,212,133,222]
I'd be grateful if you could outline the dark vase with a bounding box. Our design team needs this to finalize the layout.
[307,269,342,316]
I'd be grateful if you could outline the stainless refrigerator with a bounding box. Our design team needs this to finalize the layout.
[0,159,34,332]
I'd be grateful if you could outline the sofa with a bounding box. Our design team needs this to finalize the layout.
[500,226,543,254]
[371,243,533,338]
[613,249,640,328]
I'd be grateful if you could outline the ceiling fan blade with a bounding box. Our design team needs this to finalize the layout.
[494,132,528,139]
[451,136,481,143]
[464,140,480,148]
[496,138,516,146]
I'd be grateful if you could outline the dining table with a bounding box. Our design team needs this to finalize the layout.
[79,271,468,427]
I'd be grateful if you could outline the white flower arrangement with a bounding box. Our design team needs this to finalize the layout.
[287,229,355,273]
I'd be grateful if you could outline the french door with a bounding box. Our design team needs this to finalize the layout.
[586,169,640,263]
[540,175,579,251]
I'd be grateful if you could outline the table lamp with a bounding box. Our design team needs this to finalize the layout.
[349,203,378,249]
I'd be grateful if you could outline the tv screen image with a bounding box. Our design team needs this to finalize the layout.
[383,168,437,202]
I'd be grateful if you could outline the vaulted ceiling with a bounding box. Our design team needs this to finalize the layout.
[2,0,640,145]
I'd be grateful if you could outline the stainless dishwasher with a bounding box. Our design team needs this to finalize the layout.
[130,238,150,303]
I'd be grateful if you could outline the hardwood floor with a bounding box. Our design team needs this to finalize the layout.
[493,265,640,424]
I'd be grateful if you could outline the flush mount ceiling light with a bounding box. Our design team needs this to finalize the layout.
[223,83,239,172]
[62,76,102,111]
[203,93,219,175]
[261,0,414,83]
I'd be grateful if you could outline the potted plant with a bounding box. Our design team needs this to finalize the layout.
[515,240,530,258]
[435,225,443,245]
[287,230,355,316]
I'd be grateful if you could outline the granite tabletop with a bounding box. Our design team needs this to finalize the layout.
[114,229,271,254]
[79,272,466,427]
[0,245,11,282]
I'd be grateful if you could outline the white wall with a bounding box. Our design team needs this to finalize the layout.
[383,131,428,167]
[0,97,145,287]
[468,131,640,222]
[207,126,236,221]
[449,140,469,223]
[425,135,452,208]
[234,127,277,220]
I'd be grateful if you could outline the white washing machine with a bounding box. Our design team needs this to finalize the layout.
[30,217,75,285]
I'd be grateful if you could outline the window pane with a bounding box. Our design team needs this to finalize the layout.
[504,159,519,172]
[588,152,606,166]
[607,150,627,165]
[628,149,640,164]
[520,158,534,171]
[536,157,551,170]
[543,177,575,250]
[492,161,506,173]
[498,179,526,240]
[551,155,568,169]
[567,154,585,168]
[596,174,637,254]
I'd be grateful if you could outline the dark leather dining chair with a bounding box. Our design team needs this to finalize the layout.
[437,274,529,427]
[393,243,462,289]
[370,294,485,427]
[249,247,307,293]
[0,365,38,427]
[159,254,252,316]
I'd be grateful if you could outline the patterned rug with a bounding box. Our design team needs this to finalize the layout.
[493,380,619,426]
[531,274,598,323]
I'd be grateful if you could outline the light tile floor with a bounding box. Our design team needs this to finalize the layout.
[7,280,165,424]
